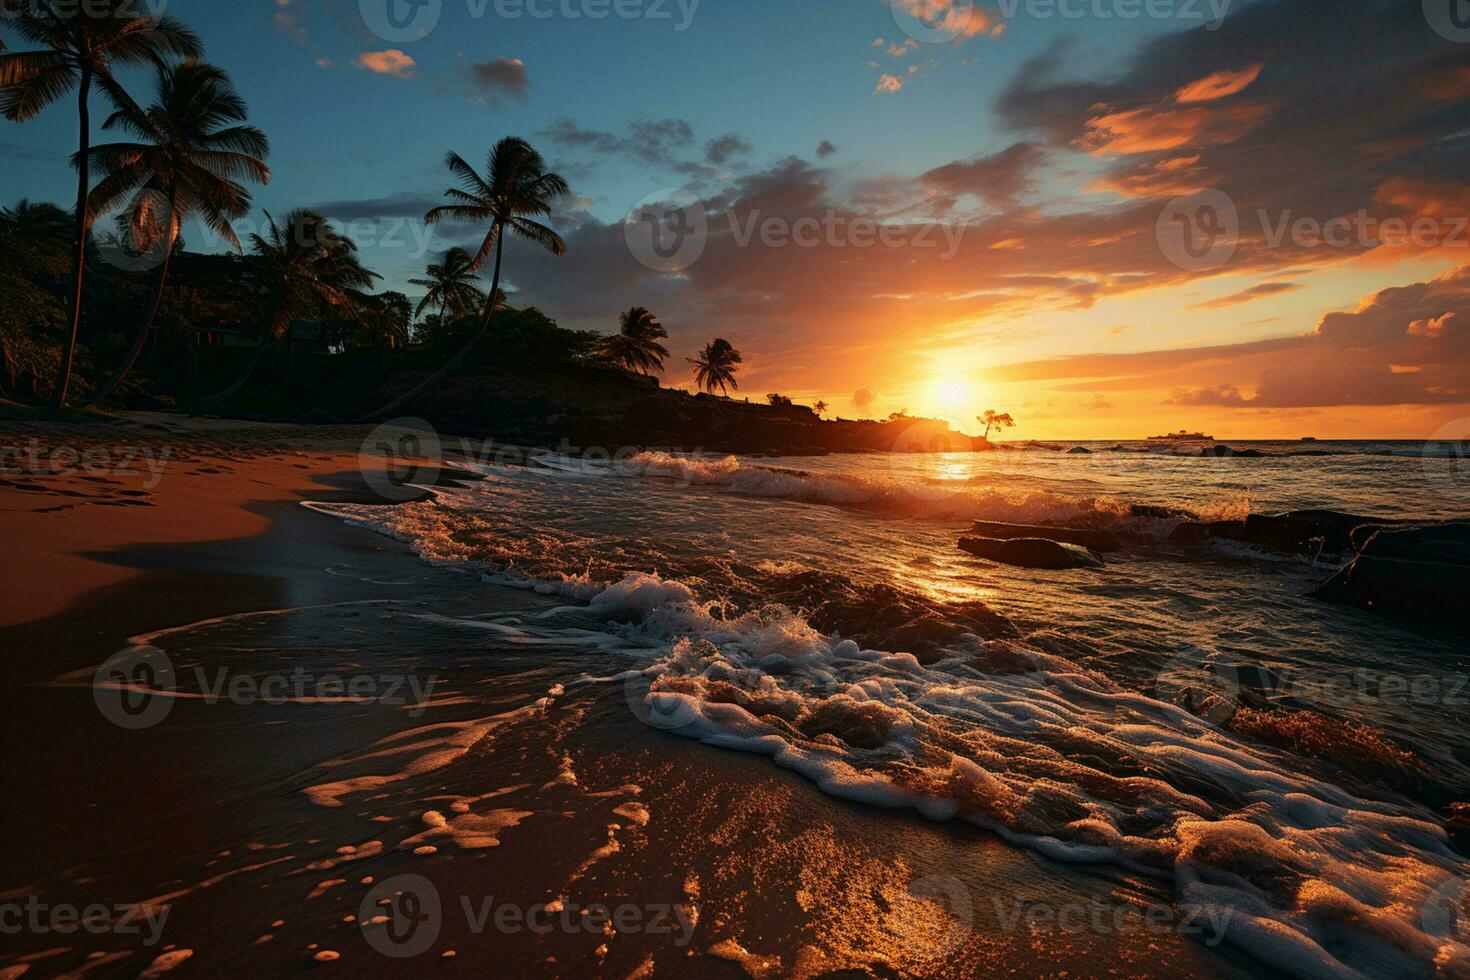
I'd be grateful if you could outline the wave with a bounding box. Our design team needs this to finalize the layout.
[547,570,1468,980]
[302,456,1469,979]
[543,451,1236,528]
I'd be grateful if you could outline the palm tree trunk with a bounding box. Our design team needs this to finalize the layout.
[52,65,92,412]
[198,329,271,406]
[358,228,505,422]
[84,204,177,408]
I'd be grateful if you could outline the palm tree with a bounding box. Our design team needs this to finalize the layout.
[361,137,568,420]
[200,210,378,404]
[688,338,742,396]
[600,306,669,375]
[814,400,828,416]
[409,246,484,323]
[1,198,72,246]
[979,410,1016,440]
[82,61,269,407]
[0,0,201,409]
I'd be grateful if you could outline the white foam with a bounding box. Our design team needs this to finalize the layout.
[545,571,1467,980]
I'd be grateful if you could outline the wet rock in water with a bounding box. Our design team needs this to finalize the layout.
[1170,520,1228,552]
[1130,503,1199,521]
[784,574,1019,661]
[1201,445,1267,458]
[970,520,1121,553]
[958,536,1105,570]
[1169,510,1397,557]
[1313,522,1470,620]
[1067,446,1092,454]
[1204,659,1286,697]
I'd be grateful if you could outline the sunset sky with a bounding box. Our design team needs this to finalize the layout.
[5,0,1470,437]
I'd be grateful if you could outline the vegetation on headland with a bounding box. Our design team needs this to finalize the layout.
[0,3,985,454]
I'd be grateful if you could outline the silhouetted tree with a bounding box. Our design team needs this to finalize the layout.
[409,246,483,323]
[980,410,1016,440]
[83,61,269,406]
[201,210,378,403]
[0,0,201,408]
[361,137,568,420]
[600,306,668,375]
[688,338,742,395]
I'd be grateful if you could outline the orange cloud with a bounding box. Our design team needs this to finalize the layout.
[1081,103,1270,156]
[354,49,417,79]
[1408,312,1455,338]
[889,0,995,39]
[1175,64,1265,104]
[875,74,904,94]
[1088,154,1207,199]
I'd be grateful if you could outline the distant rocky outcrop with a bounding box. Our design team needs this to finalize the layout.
[384,363,987,456]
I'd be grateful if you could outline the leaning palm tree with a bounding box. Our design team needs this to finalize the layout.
[82,61,269,407]
[688,338,742,396]
[0,0,201,409]
[360,137,568,420]
[409,246,484,322]
[200,210,378,404]
[600,306,669,375]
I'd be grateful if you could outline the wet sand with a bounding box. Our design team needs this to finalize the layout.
[0,416,1257,978]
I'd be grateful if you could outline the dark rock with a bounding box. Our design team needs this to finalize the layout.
[969,521,1121,553]
[1314,522,1470,620]
[959,536,1105,570]
[1067,446,1092,454]
[1131,504,1199,521]
[1170,517,1240,549]
[1169,510,1397,557]
[1205,660,1286,696]
[1201,445,1267,458]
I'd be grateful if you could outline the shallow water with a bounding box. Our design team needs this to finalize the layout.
[298,439,1470,979]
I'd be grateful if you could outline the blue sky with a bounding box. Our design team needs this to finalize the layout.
[5,0,1175,258]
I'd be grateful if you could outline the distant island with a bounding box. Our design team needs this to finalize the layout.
[1148,430,1216,441]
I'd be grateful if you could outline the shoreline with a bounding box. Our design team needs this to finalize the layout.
[0,417,1253,978]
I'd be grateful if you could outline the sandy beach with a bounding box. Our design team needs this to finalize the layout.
[0,416,1263,979]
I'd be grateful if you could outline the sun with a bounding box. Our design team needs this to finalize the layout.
[934,379,973,411]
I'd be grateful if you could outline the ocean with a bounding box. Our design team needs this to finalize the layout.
[280,438,1470,977]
